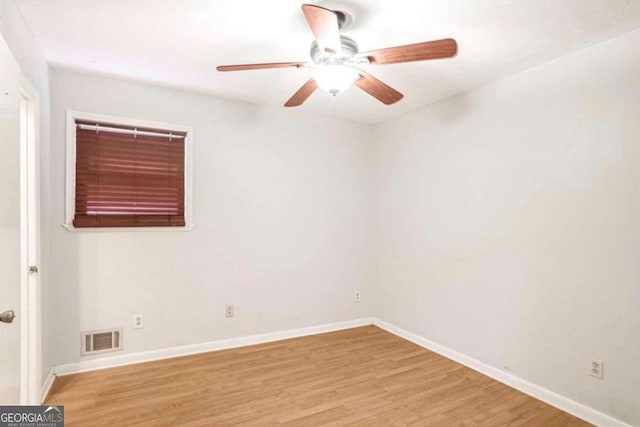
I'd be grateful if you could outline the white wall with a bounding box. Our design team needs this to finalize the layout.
[372,28,640,425]
[0,0,51,390]
[48,69,374,367]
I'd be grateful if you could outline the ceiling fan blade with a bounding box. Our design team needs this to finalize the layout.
[217,62,307,72]
[285,79,318,107]
[362,38,458,65]
[355,72,403,105]
[301,4,342,55]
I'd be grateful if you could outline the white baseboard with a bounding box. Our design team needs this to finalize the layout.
[40,367,55,403]
[373,319,632,427]
[52,318,374,377]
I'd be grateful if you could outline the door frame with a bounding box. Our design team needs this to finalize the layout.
[19,77,40,405]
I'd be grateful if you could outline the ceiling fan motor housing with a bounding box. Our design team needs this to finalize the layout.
[310,36,360,66]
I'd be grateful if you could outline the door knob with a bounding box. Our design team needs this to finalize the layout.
[0,310,15,324]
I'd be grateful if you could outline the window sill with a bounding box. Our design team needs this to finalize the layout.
[62,223,196,232]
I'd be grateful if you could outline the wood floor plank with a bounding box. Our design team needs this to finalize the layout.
[45,326,592,426]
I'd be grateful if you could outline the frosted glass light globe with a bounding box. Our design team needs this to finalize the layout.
[311,64,359,95]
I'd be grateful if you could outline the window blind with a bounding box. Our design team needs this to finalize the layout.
[73,119,186,228]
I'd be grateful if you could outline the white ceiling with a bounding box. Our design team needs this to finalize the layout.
[13,0,640,124]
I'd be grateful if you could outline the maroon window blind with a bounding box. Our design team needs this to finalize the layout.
[74,120,186,228]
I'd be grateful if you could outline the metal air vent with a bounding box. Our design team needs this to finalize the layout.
[81,328,123,356]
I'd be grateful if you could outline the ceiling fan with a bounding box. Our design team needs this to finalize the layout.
[217,4,458,107]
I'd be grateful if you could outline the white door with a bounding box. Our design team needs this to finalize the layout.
[0,35,22,404]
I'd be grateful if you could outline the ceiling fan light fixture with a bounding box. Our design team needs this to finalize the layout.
[217,4,457,107]
[311,64,359,95]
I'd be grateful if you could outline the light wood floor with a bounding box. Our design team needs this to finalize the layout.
[46,326,591,426]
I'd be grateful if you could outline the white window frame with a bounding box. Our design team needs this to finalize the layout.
[64,110,194,231]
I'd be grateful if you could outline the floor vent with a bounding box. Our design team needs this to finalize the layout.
[81,328,123,356]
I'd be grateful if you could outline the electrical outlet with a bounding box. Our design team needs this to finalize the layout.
[133,313,144,329]
[590,359,603,379]
[354,291,361,302]
[225,305,234,318]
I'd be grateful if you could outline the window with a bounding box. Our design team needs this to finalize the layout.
[66,112,192,229]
